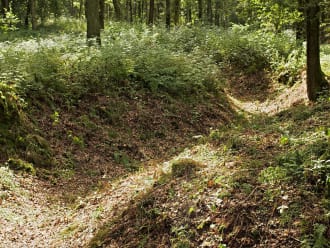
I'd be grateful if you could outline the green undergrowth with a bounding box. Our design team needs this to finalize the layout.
[0,23,305,105]
[89,95,330,247]
[321,44,330,77]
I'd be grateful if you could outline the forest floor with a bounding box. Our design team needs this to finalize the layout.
[0,70,329,248]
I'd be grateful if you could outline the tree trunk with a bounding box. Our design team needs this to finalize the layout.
[25,0,30,28]
[306,0,328,101]
[296,0,305,41]
[85,0,101,45]
[165,0,171,28]
[1,0,9,17]
[128,0,133,22]
[79,0,84,18]
[70,0,75,16]
[30,0,37,30]
[174,0,180,25]
[198,0,203,21]
[148,0,154,25]
[214,0,220,26]
[185,3,192,23]
[206,0,212,25]
[137,0,142,21]
[99,0,105,29]
[113,0,121,20]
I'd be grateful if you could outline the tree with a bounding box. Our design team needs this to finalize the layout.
[113,0,121,20]
[1,0,9,17]
[99,0,105,29]
[85,0,101,45]
[206,0,212,24]
[305,0,328,100]
[165,0,170,28]
[30,0,37,30]
[148,0,154,25]
[214,0,220,26]
[174,0,180,25]
[198,0,203,21]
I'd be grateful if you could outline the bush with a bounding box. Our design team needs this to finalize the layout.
[6,158,36,175]
[0,81,24,121]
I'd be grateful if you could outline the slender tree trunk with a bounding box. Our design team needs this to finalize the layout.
[148,0,154,25]
[144,0,148,22]
[132,0,137,20]
[174,0,180,25]
[155,2,161,23]
[296,0,305,41]
[186,3,192,23]
[165,0,171,28]
[206,0,212,25]
[85,0,101,45]
[113,0,121,20]
[99,0,105,29]
[306,0,328,101]
[128,0,133,22]
[198,0,203,21]
[79,0,84,18]
[70,0,74,16]
[25,0,30,28]
[30,0,37,30]
[214,0,220,26]
[137,0,142,21]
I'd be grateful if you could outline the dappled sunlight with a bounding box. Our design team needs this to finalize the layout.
[226,80,309,116]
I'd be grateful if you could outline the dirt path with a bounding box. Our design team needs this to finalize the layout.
[0,162,169,248]
[226,80,309,116]
[1,143,223,248]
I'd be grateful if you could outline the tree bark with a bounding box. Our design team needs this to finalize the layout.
[296,0,305,41]
[85,0,101,45]
[148,0,154,25]
[128,0,133,22]
[206,0,212,24]
[79,0,84,19]
[174,0,180,25]
[306,0,328,101]
[113,0,121,20]
[165,0,171,28]
[1,0,9,17]
[30,0,37,30]
[137,0,142,21]
[214,0,220,26]
[185,4,192,23]
[99,0,105,29]
[198,0,203,21]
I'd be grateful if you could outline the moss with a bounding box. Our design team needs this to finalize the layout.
[171,158,206,178]
[6,158,36,175]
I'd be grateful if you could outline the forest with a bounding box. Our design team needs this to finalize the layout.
[0,0,330,247]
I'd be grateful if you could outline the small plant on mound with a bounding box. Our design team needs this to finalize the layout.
[5,158,36,175]
[24,134,54,168]
[171,158,205,178]
[0,82,25,122]
[0,166,17,191]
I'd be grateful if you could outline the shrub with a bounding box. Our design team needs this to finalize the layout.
[171,158,205,178]
[0,81,24,121]
[6,158,36,175]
